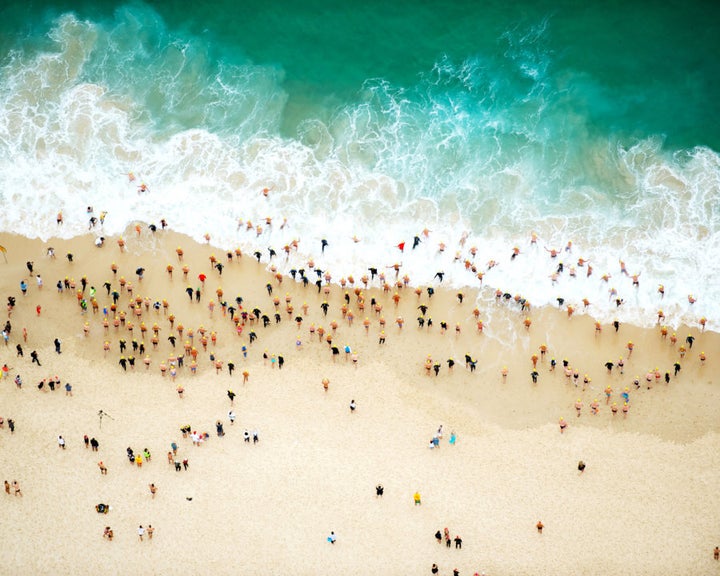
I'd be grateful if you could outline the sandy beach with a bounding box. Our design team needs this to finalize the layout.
[0,228,718,576]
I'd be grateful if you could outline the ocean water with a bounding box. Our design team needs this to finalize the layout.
[0,0,718,330]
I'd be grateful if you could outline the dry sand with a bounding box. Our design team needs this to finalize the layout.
[0,229,718,576]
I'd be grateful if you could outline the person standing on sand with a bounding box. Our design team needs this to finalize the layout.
[12,480,22,496]
[714,546,719,560]
[4,480,10,495]
[536,520,544,534]
[327,531,336,544]
[147,525,154,540]
[138,525,145,541]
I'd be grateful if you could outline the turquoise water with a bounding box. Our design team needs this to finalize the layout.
[0,0,718,328]
[3,0,718,145]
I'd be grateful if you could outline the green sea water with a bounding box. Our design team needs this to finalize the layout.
[0,0,718,326]
[3,0,719,148]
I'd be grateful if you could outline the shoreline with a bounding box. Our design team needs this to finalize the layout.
[0,229,718,575]
[12,213,715,334]
[6,228,714,440]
